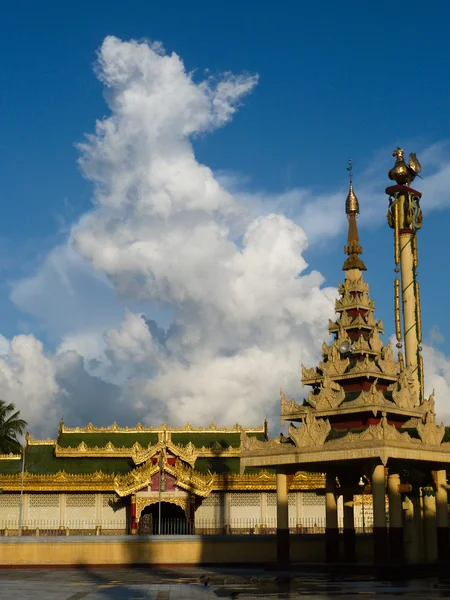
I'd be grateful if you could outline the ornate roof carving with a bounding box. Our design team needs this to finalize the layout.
[289,412,331,448]
[60,421,265,435]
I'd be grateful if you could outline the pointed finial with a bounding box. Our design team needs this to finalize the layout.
[345,159,359,215]
[343,160,366,271]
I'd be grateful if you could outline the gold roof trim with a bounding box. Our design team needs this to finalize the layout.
[0,470,115,492]
[25,433,57,446]
[60,421,265,434]
[0,453,21,460]
[54,440,241,463]
[0,466,326,494]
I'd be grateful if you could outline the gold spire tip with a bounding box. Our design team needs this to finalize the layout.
[345,159,359,215]
[343,159,366,271]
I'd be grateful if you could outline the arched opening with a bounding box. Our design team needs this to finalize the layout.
[138,502,189,535]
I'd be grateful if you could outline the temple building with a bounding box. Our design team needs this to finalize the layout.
[0,420,330,535]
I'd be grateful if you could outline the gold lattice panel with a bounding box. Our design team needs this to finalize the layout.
[0,493,20,522]
[102,494,117,507]
[29,494,59,507]
[0,494,20,508]
[201,492,223,507]
[66,494,96,507]
[230,493,260,507]
[303,492,325,507]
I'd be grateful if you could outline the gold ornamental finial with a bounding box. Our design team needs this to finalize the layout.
[343,159,366,271]
[388,147,422,186]
[345,159,360,215]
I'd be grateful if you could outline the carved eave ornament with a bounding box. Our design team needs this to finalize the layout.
[288,411,331,448]
[307,375,345,410]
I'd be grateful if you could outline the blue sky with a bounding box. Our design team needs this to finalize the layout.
[1,0,450,432]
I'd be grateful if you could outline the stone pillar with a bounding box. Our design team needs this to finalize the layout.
[343,489,355,562]
[387,472,403,563]
[260,492,267,527]
[372,464,388,564]
[325,472,339,562]
[224,492,231,533]
[59,493,66,528]
[276,470,289,566]
[130,495,137,535]
[403,496,414,563]
[22,493,29,525]
[296,491,303,532]
[435,470,449,562]
[423,485,437,563]
[411,493,424,563]
[96,493,102,528]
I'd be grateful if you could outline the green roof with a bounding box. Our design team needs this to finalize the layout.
[58,430,265,450]
[58,432,159,448]
[194,457,241,474]
[0,459,22,475]
[21,445,132,475]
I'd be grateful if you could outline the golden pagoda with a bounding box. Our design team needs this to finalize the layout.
[241,155,450,566]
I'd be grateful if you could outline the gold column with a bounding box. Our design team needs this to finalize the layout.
[403,496,419,563]
[398,225,420,402]
[423,486,437,563]
[343,489,355,562]
[387,472,404,562]
[411,494,424,563]
[96,493,102,528]
[325,472,339,562]
[372,465,388,564]
[224,492,231,533]
[276,471,289,566]
[435,470,449,562]
[59,493,66,529]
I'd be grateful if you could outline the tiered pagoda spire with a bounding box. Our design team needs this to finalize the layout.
[280,171,438,441]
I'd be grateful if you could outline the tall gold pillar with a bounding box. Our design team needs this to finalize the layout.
[398,229,421,401]
[403,496,420,563]
[325,472,339,562]
[387,472,404,563]
[435,470,449,562]
[343,489,355,562]
[223,492,231,533]
[411,493,424,563]
[423,486,437,563]
[372,464,388,564]
[276,470,289,566]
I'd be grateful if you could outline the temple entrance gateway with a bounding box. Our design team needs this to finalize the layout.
[139,502,189,535]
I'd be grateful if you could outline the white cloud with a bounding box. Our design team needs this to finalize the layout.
[423,344,450,424]
[4,36,450,437]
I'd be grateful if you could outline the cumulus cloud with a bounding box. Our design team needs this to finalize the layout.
[423,343,450,425]
[4,35,450,436]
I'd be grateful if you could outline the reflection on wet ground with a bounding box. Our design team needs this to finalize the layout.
[1,567,450,598]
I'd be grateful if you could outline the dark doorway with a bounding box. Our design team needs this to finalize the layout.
[138,502,190,535]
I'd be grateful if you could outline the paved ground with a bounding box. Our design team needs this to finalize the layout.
[0,567,450,599]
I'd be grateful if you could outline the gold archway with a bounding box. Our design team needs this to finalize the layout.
[135,495,189,522]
